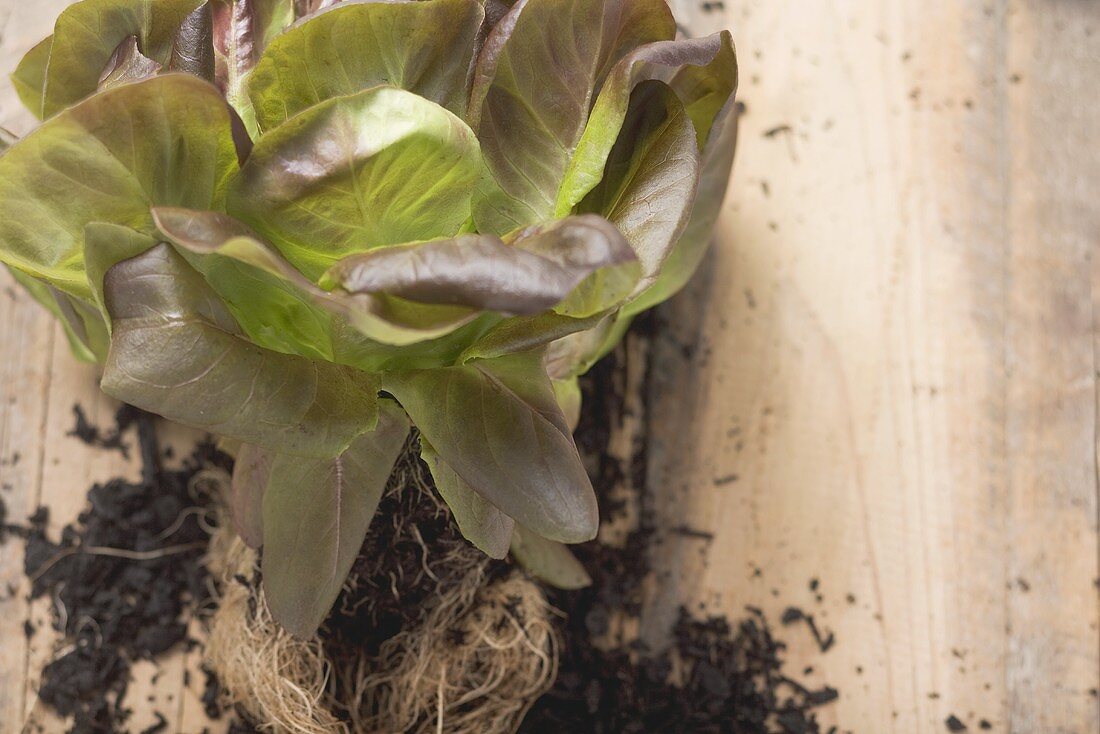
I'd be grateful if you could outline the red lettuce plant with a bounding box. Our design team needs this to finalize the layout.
[0,0,737,637]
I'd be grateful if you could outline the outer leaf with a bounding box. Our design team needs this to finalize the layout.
[227,86,482,281]
[468,0,675,235]
[153,207,481,354]
[511,216,640,317]
[42,0,206,117]
[323,214,636,317]
[230,442,271,548]
[383,351,598,543]
[102,244,379,458]
[557,31,734,213]
[0,75,240,300]
[420,439,514,559]
[249,0,484,132]
[6,267,99,364]
[579,81,699,291]
[262,401,410,638]
[11,36,53,119]
[625,97,741,316]
[510,524,591,589]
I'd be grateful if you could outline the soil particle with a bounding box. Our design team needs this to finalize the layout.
[16,405,236,733]
[946,714,968,731]
[520,329,841,734]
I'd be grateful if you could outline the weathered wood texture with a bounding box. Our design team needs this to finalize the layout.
[651,1,1100,733]
[0,1,1097,733]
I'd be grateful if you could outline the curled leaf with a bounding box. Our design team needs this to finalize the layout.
[153,207,482,352]
[579,80,699,290]
[558,31,735,213]
[169,2,215,80]
[325,214,636,318]
[469,0,675,234]
[98,36,163,90]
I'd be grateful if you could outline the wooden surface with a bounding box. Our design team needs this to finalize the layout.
[649,1,1100,733]
[0,1,1098,733]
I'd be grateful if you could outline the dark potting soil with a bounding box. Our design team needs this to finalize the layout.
[519,324,841,734]
[9,405,253,734]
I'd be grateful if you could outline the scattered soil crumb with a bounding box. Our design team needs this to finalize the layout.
[15,405,254,733]
[521,333,841,733]
[946,714,968,731]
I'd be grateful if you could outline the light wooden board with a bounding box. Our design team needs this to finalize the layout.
[649,1,1100,733]
[0,1,1098,733]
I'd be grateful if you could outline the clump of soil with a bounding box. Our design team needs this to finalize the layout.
[520,328,840,734]
[13,406,243,733]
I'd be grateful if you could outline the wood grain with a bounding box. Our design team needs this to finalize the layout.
[650,1,1100,732]
[0,1,1097,733]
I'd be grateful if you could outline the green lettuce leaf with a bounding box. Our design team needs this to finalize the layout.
[249,0,484,132]
[5,266,100,364]
[262,400,410,638]
[468,0,675,235]
[510,524,591,589]
[383,351,597,543]
[0,74,240,300]
[420,439,514,559]
[101,244,380,458]
[323,214,636,317]
[227,85,482,281]
[41,0,206,117]
[11,36,53,118]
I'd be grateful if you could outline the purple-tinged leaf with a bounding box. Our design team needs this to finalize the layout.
[324,214,636,317]
[262,401,410,638]
[230,443,272,548]
[98,36,163,91]
[383,351,598,543]
[579,81,699,290]
[468,0,675,235]
[421,439,514,559]
[102,244,380,458]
